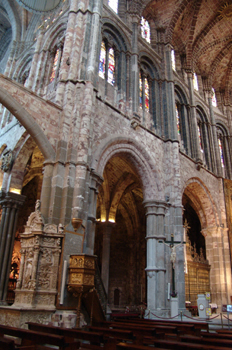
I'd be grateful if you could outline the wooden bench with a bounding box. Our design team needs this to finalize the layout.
[27,322,111,349]
[0,324,79,350]
[116,343,168,350]
[153,338,231,350]
[112,317,209,332]
[180,334,232,348]
[0,336,15,350]
[115,318,199,336]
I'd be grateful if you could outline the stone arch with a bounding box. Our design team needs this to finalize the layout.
[9,133,38,192]
[182,177,220,229]
[0,84,55,161]
[91,135,163,201]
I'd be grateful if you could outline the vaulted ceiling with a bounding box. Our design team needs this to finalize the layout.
[143,0,232,101]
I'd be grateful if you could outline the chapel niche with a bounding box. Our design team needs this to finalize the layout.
[94,155,146,312]
[183,195,210,306]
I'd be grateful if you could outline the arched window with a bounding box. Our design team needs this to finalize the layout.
[139,73,150,111]
[212,88,217,107]
[141,17,150,43]
[196,107,212,170]
[99,42,115,86]
[108,0,118,13]
[98,23,129,109]
[216,123,232,179]
[50,47,60,83]
[174,86,191,156]
[193,73,198,91]
[99,41,106,80]
[48,41,63,89]
[171,50,176,71]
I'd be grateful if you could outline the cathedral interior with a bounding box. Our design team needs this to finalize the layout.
[0,0,232,326]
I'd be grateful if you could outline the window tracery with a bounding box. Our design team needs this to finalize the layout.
[139,70,150,112]
[212,88,217,107]
[193,73,198,91]
[171,50,176,71]
[216,123,232,179]
[196,108,212,170]
[141,17,150,43]
[99,41,115,86]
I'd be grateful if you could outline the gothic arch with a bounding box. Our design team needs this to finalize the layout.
[8,133,37,192]
[182,177,220,229]
[91,135,163,201]
[0,83,55,161]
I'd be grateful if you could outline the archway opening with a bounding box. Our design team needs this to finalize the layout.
[94,155,146,313]
[183,194,210,308]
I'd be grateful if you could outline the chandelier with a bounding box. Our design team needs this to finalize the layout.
[15,0,64,13]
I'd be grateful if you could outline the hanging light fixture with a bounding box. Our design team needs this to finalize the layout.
[15,0,64,14]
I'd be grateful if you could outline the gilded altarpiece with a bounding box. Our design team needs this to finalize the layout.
[223,179,232,261]
[185,235,210,305]
[14,201,64,309]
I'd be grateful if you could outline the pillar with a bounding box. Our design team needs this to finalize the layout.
[206,91,223,176]
[143,200,167,316]
[0,191,25,303]
[101,222,114,295]
[83,171,103,255]
[186,71,203,165]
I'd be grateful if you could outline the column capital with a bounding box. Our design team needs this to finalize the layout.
[143,200,168,216]
[0,191,26,209]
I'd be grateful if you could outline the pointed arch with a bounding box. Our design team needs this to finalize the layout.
[0,84,55,161]
[91,135,163,201]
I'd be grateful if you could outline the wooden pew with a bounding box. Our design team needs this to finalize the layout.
[153,338,230,350]
[116,343,168,350]
[0,336,15,350]
[180,334,232,348]
[27,322,106,349]
[112,317,209,332]
[0,324,78,350]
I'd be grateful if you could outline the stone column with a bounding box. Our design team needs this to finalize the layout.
[143,200,167,316]
[40,161,54,222]
[202,225,231,307]
[162,44,178,140]
[101,222,114,295]
[186,71,203,166]
[0,191,25,303]
[206,91,222,176]
[131,15,139,115]
[84,171,103,255]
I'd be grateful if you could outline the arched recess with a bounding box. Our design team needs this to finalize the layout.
[182,177,231,307]
[182,177,219,229]
[94,153,146,310]
[92,136,164,311]
[92,135,163,202]
[0,84,55,162]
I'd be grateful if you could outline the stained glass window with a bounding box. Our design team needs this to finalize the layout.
[141,17,150,44]
[108,48,115,85]
[197,124,204,153]
[176,104,180,135]
[171,50,176,71]
[50,48,59,83]
[99,42,106,80]
[144,78,149,110]
[218,137,225,168]
[139,73,143,109]
[212,88,217,107]
[108,0,118,13]
[193,73,198,91]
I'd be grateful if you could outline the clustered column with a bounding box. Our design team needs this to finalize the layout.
[144,200,167,316]
[0,191,25,303]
